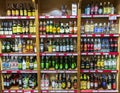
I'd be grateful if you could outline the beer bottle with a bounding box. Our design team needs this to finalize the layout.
[67,74,72,89]
[112,74,116,90]
[94,74,98,90]
[56,39,60,52]
[90,74,94,89]
[2,41,6,53]
[23,3,27,16]
[18,74,23,89]
[59,57,63,70]
[55,57,59,70]
[22,58,26,70]
[61,73,66,89]
[48,39,52,52]
[33,58,37,70]
[102,74,107,89]
[52,40,56,52]
[87,74,90,89]
[107,74,112,89]
[18,57,22,70]
[51,56,55,68]
[20,3,24,16]
[64,57,69,70]
[60,22,64,34]
[7,4,11,16]
[28,3,32,16]
[73,76,77,89]
[45,57,49,70]
[12,21,17,34]
[12,4,16,16]
[70,38,73,52]
[26,56,30,70]
[71,56,76,69]
[15,4,19,16]
[46,21,50,34]
[49,20,53,34]
[58,74,62,89]
[41,56,45,70]
[29,20,34,34]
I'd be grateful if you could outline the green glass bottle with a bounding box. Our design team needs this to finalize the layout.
[55,57,59,70]
[45,56,49,69]
[59,57,63,70]
[52,56,55,68]
[71,56,76,69]
[40,56,45,70]
[64,57,68,70]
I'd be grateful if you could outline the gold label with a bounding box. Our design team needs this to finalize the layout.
[16,10,19,16]
[20,10,23,16]
[7,10,11,16]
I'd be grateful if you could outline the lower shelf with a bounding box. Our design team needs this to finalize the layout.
[2,90,38,93]
[80,90,118,93]
[41,90,78,93]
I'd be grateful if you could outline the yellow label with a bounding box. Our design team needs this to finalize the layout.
[46,26,49,33]
[53,27,56,33]
[57,27,60,33]
[17,26,22,33]
[33,27,36,33]
[49,25,53,33]
[26,61,30,69]
[30,45,33,51]
[100,61,104,67]
[24,10,27,16]
[12,10,15,16]
[48,46,52,52]
[97,61,101,67]
[22,27,26,33]
[16,10,19,16]
[107,8,111,14]
[32,11,35,16]
[26,45,30,51]
[20,10,23,16]
[25,27,29,33]
[30,27,34,33]
[7,10,11,16]
[90,25,94,32]
[28,11,32,16]
[61,82,66,88]
[13,27,17,34]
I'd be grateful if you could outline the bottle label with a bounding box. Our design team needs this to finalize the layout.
[24,10,27,16]
[13,27,17,34]
[16,10,19,16]
[69,27,73,33]
[60,28,64,33]
[46,26,49,33]
[56,46,59,52]
[20,10,23,16]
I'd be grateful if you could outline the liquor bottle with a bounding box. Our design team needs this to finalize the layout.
[58,74,62,89]
[94,74,98,90]
[59,57,63,70]
[71,56,76,69]
[85,20,89,33]
[15,4,19,16]
[67,74,72,89]
[20,3,24,16]
[18,74,23,89]
[110,3,115,14]
[85,4,90,15]
[49,21,53,34]
[55,57,59,70]
[90,20,94,34]
[12,21,17,34]
[7,4,11,16]
[61,73,66,89]
[102,74,107,89]
[65,23,70,34]
[60,22,64,34]
[112,74,116,90]
[48,39,52,52]
[112,55,116,70]
[44,74,49,89]
[73,76,77,89]
[103,2,107,14]
[29,20,34,34]
[22,58,26,70]
[74,21,77,34]
[94,3,98,15]
[69,21,73,34]
[52,40,56,52]
[87,74,90,89]
[107,74,112,89]
[25,56,29,70]
[45,57,49,70]
[90,2,94,15]
[29,56,34,70]
[90,74,94,89]
[46,21,50,34]
[12,4,15,16]
[64,57,69,70]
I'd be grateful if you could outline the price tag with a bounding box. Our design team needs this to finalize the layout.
[10,90,16,92]
[61,16,66,18]
[64,35,69,37]
[17,90,22,92]
[88,53,93,55]
[83,70,89,72]
[97,70,103,73]
[49,16,54,18]
[24,90,31,93]
[95,53,101,55]
[111,70,117,73]
[40,16,45,19]
[109,15,117,20]
[23,35,28,38]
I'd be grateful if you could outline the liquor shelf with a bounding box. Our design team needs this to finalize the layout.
[39,15,78,19]
[0,53,36,56]
[80,90,118,93]
[1,70,37,74]
[40,34,77,38]
[41,70,77,73]
[0,35,36,38]
[81,52,119,55]
[41,90,77,93]
[40,53,78,56]
[80,70,118,73]
[81,14,119,19]
[2,90,38,93]
[0,16,35,19]
[81,34,119,37]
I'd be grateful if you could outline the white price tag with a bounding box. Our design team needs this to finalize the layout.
[109,15,117,20]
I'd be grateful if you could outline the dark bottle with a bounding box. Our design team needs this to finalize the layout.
[66,38,70,52]
[64,57,69,70]
[15,4,19,16]
[73,76,77,89]
[41,56,45,70]
[94,74,98,90]
[67,74,72,89]
[6,75,10,89]
[107,74,112,89]
[114,38,118,52]
[7,4,11,16]
[87,38,91,52]
[18,74,22,89]
[98,74,102,88]
[90,74,94,89]
[90,57,94,70]
[102,74,107,89]
[40,39,44,52]
[84,39,87,52]
[2,41,6,53]
[112,74,116,90]
[61,73,67,89]
[81,57,85,69]
[86,57,90,69]
[45,57,49,70]
[70,38,74,52]
[18,57,22,70]
[98,2,103,14]
[62,39,66,52]
[56,39,60,52]
[12,4,15,16]
[6,42,11,53]
[19,3,24,16]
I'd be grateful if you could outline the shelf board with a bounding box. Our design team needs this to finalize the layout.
[0,35,36,38]
[40,52,78,56]
[0,16,35,19]
[81,52,119,55]
[81,34,119,37]
[39,15,78,19]
[80,70,118,73]
[1,70,37,74]
[41,69,77,73]
[1,53,36,56]
[40,34,77,38]
[81,14,119,18]
[80,90,118,93]
[3,90,38,93]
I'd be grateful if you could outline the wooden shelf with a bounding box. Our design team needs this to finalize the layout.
[81,34,119,37]
[80,70,118,73]
[1,70,37,74]
[40,52,78,56]
[80,90,118,93]
[81,52,119,55]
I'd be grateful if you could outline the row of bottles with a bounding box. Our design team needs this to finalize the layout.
[7,3,35,16]
[2,39,36,53]
[80,73,116,90]
[81,55,117,70]
[0,20,36,35]
[81,20,118,34]
[84,2,115,15]
[3,74,37,89]
[39,21,77,34]
[40,38,77,52]
[41,73,77,90]
[2,56,37,70]
[41,56,77,70]
[81,38,118,52]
